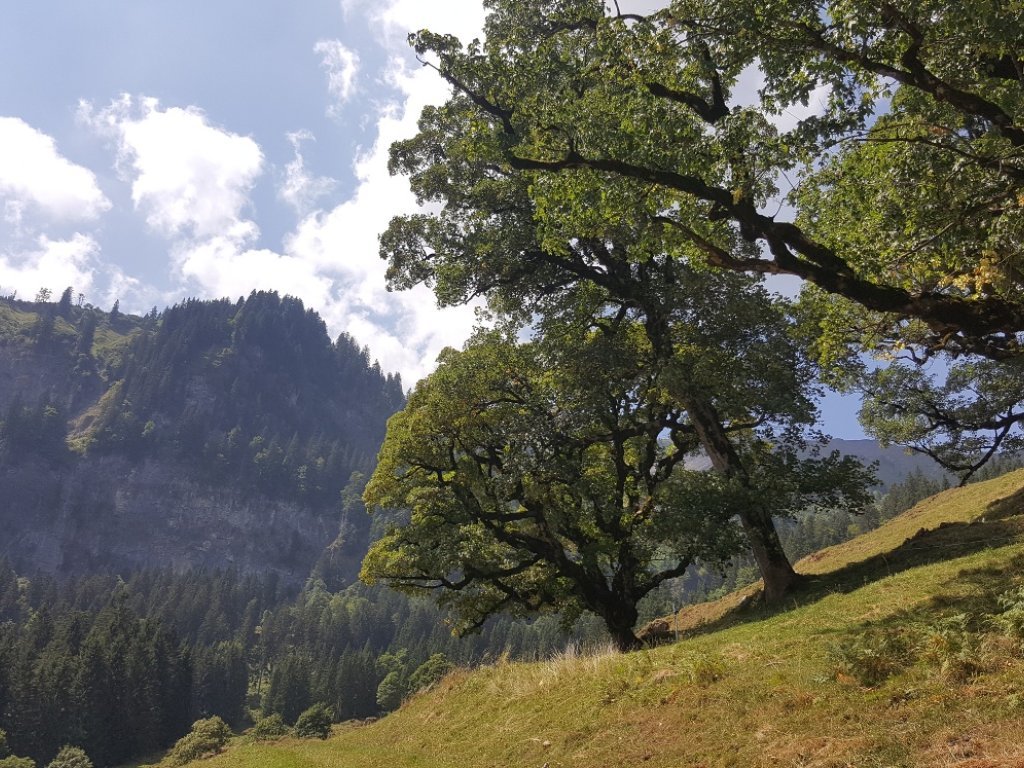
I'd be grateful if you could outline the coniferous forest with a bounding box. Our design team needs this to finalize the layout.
[0,563,609,765]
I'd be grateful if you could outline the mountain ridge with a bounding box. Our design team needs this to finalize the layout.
[0,292,401,584]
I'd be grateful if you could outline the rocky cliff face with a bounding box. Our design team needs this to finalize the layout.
[0,455,358,582]
[0,341,102,416]
[0,293,398,585]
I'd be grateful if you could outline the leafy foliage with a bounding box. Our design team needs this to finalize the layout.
[292,703,333,740]
[859,359,1024,482]
[993,585,1024,642]
[164,717,231,766]
[407,653,453,695]
[829,626,919,687]
[921,614,987,682]
[364,331,745,649]
[246,714,290,743]
[44,746,91,768]
[388,0,1024,481]
[364,328,871,648]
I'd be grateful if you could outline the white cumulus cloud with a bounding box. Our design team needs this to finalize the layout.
[81,95,263,241]
[176,235,334,307]
[0,117,110,225]
[0,233,101,299]
[371,0,486,44]
[273,0,489,385]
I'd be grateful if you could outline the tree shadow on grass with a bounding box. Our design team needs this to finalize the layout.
[651,486,1024,644]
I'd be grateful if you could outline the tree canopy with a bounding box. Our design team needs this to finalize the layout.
[363,320,870,648]
[365,329,736,650]
[382,0,1024,480]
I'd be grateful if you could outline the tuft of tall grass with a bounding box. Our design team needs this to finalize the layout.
[829,626,920,687]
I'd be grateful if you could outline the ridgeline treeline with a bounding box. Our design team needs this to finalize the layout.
[85,293,403,504]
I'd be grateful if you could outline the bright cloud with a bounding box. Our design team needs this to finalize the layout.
[374,0,486,43]
[81,95,263,241]
[315,40,360,113]
[0,117,110,225]
[284,47,483,384]
[176,235,334,307]
[0,233,101,299]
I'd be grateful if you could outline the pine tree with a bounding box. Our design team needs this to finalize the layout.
[56,289,73,320]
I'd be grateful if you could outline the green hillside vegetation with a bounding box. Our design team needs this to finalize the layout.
[0,292,402,495]
[0,303,43,337]
[171,469,1024,768]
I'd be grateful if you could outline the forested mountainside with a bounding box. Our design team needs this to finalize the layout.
[0,291,404,582]
[0,565,601,766]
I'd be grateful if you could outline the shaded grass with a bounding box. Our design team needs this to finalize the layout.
[183,470,1024,768]
[91,325,141,368]
[0,304,37,340]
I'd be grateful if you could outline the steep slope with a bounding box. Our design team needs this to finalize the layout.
[185,469,1024,767]
[0,293,402,583]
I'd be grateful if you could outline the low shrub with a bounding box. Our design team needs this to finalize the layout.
[922,613,987,682]
[408,653,453,694]
[247,713,290,742]
[829,626,918,686]
[992,585,1024,642]
[46,747,92,768]
[293,703,333,740]
[164,716,232,766]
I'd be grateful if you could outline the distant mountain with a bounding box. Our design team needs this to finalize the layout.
[0,291,403,584]
[683,438,945,489]
[819,438,946,488]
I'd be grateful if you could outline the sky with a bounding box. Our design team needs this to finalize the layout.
[0,0,866,437]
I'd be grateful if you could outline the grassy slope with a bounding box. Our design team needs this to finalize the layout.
[187,470,1024,768]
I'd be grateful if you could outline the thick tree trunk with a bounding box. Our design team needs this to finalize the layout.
[642,312,800,603]
[684,396,800,603]
[738,505,801,602]
[609,626,643,653]
[599,601,642,652]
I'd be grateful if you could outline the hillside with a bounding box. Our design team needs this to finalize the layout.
[180,469,1024,767]
[0,292,403,583]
